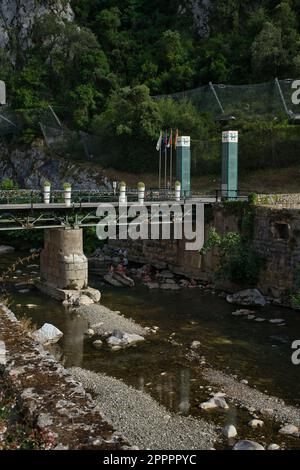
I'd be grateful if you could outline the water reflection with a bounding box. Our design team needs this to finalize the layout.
[63,312,87,368]
[179,369,190,414]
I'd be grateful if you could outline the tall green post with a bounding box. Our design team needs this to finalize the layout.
[176,136,191,197]
[221,130,238,200]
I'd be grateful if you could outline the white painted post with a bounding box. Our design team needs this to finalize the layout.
[0,80,6,105]
[137,182,145,205]
[175,181,181,202]
[43,182,51,204]
[64,183,72,207]
[119,181,126,204]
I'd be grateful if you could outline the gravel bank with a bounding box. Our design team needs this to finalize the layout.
[77,304,146,336]
[204,368,300,427]
[70,367,218,450]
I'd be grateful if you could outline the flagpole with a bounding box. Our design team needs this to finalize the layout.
[170,130,173,188]
[159,144,162,189]
[164,145,167,189]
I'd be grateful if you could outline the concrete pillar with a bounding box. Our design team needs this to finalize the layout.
[40,228,88,291]
[176,136,191,197]
[221,130,238,199]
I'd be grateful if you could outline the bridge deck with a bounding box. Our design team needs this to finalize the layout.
[0,197,217,211]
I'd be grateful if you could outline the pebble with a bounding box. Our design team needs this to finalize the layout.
[191,341,201,349]
[92,340,103,350]
[269,319,285,324]
[85,329,95,338]
[248,419,264,428]
[267,444,280,450]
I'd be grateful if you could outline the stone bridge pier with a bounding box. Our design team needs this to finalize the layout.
[37,228,100,304]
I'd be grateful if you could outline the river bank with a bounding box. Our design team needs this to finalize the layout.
[0,303,127,450]
[2,250,300,449]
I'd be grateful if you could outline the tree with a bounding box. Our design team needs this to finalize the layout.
[251,22,285,78]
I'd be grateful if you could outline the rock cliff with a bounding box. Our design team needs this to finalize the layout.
[0,0,73,55]
[0,144,111,190]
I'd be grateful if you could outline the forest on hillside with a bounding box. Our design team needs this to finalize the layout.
[1,0,300,173]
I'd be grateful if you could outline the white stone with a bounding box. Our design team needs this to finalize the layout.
[0,340,6,368]
[32,323,63,345]
[200,397,229,410]
[191,341,201,349]
[269,319,285,324]
[248,419,264,428]
[78,295,94,306]
[278,424,299,436]
[84,329,95,338]
[223,424,237,438]
[122,333,145,346]
[92,340,103,350]
[107,336,123,347]
[233,440,265,451]
[267,444,280,450]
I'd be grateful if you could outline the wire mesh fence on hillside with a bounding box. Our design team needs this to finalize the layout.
[153,79,298,120]
[1,78,300,175]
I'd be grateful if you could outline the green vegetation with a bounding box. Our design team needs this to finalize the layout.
[291,266,300,309]
[200,227,264,285]
[201,200,263,285]
[1,1,300,172]
[0,179,19,190]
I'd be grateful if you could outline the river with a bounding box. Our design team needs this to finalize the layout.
[1,250,300,448]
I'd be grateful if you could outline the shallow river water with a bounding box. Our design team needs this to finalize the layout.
[1,251,300,448]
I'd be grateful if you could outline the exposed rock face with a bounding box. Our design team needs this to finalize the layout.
[0,145,111,190]
[226,289,267,307]
[0,0,74,55]
[180,1,211,37]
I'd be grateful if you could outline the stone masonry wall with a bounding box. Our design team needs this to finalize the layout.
[109,204,300,300]
[253,206,300,299]
[40,228,88,290]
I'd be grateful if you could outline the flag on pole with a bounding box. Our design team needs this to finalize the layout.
[167,129,173,148]
[174,129,179,149]
[163,131,168,149]
[156,131,162,151]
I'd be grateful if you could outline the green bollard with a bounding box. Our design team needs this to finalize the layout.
[221,131,238,200]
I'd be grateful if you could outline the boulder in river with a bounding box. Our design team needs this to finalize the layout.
[223,424,237,438]
[227,289,267,307]
[106,331,145,349]
[278,424,299,436]
[200,396,229,410]
[0,245,15,254]
[32,323,63,345]
[233,440,265,450]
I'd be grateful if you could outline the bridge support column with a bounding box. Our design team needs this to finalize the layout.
[37,228,99,303]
